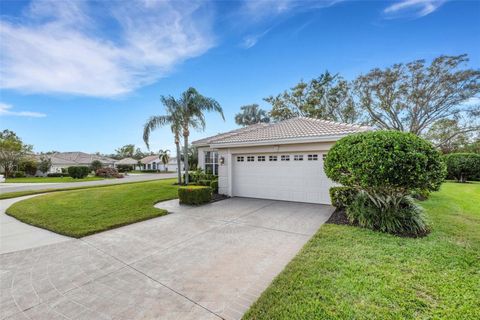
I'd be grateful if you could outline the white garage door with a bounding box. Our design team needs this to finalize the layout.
[232,153,335,204]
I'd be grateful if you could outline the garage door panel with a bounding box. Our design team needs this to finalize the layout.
[232,153,335,204]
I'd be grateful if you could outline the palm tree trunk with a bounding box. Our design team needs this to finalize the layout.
[175,139,182,185]
[183,132,189,185]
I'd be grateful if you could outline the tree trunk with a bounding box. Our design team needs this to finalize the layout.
[183,132,189,185]
[175,140,182,185]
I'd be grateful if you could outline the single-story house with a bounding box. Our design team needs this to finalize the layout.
[37,152,115,174]
[193,117,371,205]
[137,155,184,172]
[114,157,138,169]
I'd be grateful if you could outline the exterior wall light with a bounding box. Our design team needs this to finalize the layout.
[220,156,225,165]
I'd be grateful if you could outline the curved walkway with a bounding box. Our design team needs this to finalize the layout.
[0,196,71,254]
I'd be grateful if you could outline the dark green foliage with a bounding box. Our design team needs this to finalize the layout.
[329,186,357,208]
[13,171,26,178]
[18,158,37,176]
[410,188,430,201]
[90,160,103,172]
[67,166,90,179]
[116,164,133,173]
[347,193,428,237]
[324,131,446,193]
[443,153,480,183]
[142,169,160,173]
[198,179,212,186]
[47,173,70,177]
[178,186,212,205]
[210,180,218,193]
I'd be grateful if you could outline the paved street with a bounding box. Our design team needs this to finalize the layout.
[0,197,333,320]
[0,173,177,194]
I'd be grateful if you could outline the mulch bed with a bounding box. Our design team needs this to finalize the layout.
[211,193,229,203]
[326,208,353,226]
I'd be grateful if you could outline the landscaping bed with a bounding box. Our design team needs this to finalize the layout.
[243,182,480,319]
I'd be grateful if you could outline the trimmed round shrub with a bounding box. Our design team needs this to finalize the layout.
[443,153,480,183]
[329,186,357,208]
[324,131,445,236]
[178,186,212,205]
[67,166,90,179]
[347,193,428,237]
[210,180,218,194]
[324,131,446,194]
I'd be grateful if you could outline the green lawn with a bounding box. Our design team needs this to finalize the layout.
[5,176,105,183]
[243,182,480,320]
[6,179,178,238]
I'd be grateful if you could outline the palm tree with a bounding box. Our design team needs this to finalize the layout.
[143,102,183,184]
[178,87,224,184]
[158,149,170,172]
[235,104,270,126]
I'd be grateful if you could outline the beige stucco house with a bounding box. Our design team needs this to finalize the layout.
[193,117,371,205]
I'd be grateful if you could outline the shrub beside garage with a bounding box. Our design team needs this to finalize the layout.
[178,186,212,205]
[324,130,446,237]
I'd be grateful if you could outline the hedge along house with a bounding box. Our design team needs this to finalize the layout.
[193,117,371,205]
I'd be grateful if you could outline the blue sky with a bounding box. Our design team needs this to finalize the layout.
[1,0,479,154]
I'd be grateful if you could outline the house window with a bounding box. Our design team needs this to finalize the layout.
[294,155,303,161]
[258,156,265,162]
[308,154,318,161]
[205,151,219,175]
[237,156,244,162]
[281,155,290,161]
[269,155,277,161]
[247,156,255,162]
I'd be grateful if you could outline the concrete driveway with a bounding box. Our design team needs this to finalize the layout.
[0,173,177,194]
[0,198,333,320]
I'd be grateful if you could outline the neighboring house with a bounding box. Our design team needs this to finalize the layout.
[137,155,184,172]
[114,157,138,169]
[37,152,115,174]
[193,117,371,205]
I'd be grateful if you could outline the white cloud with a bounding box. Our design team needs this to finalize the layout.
[384,0,447,19]
[0,0,215,97]
[238,0,342,48]
[0,102,46,118]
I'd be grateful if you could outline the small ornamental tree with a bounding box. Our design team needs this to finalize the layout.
[90,160,103,172]
[324,131,446,236]
[443,153,480,183]
[38,156,52,175]
[19,158,37,176]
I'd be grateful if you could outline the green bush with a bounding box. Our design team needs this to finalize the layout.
[47,173,69,177]
[198,179,212,186]
[324,131,446,193]
[18,158,37,176]
[116,164,133,173]
[95,167,122,178]
[210,180,218,193]
[13,171,26,178]
[67,166,90,179]
[347,193,428,237]
[178,186,212,205]
[410,188,430,201]
[329,186,357,208]
[443,153,480,183]
[90,160,103,172]
[324,131,444,236]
